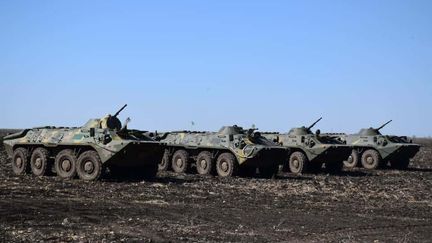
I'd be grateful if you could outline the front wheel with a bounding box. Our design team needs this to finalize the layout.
[361,149,382,170]
[77,151,103,181]
[216,153,238,177]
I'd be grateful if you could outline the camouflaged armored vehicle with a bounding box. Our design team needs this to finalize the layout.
[263,118,352,174]
[3,105,164,181]
[152,125,288,178]
[328,120,420,170]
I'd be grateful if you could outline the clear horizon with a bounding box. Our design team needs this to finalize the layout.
[0,1,431,136]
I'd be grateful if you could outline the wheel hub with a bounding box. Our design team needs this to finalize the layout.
[84,161,94,173]
[366,156,374,164]
[35,158,42,168]
[221,161,228,172]
[62,159,71,171]
[200,159,207,169]
[176,158,183,168]
[16,157,22,167]
[292,159,299,168]
[348,156,353,163]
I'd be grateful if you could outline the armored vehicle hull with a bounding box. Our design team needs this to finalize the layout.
[153,125,289,178]
[328,121,420,170]
[332,134,420,170]
[263,118,352,174]
[3,105,165,181]
[263,133,352,174]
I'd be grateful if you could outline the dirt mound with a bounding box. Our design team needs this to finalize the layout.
[0,145,431,242]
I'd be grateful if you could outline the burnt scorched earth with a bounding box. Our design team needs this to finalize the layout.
[0,146,431,242]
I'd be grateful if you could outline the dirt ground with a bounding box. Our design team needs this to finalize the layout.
[0,143,431,242]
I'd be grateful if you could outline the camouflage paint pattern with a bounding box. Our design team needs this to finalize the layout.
[155,125,289,167]
[328,121,420,163]
[263,127,352,164]
[3,105,164,169]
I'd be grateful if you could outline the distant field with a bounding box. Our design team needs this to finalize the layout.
[413,137,432,147]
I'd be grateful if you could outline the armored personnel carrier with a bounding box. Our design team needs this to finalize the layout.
[152,125,289,178]
[3,105,164,181]
[329,120,420,170]
[263,118,352,174]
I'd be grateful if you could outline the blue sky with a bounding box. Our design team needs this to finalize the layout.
[0,1,431,136]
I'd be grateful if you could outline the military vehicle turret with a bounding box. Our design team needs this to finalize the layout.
[152,125,289,178]
[328,120,420,170]
[263,118,352,174]
[3,105,164,181]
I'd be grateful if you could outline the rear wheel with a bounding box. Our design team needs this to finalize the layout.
[77,151,103,181]
[158,150,170,171]
[289,152,309,174]
[361,149,382,170]
[196,151,214,175]
[390,158,410,170]
[216,153,238,177]
[55,149,77,179]
[171,150,190,173]
[344,150,359,169]
[12,147,30,175]
[30,147,50,177]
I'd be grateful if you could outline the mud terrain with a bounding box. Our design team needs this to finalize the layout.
[0,141,431,242]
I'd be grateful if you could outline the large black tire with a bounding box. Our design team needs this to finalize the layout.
[361,149,382,170]
[55,149,77,179]
[158,150,170,171]
[216,153,239,177]
[344,150,359,169]
[390,158,410,170]
[30,147,50,177]
[258,165,278,179]
[325,162,344,174]
[171,150,190,173]
[76,150,103,181]
[12,147,30,175]
[196,151,214,175]
[289,151,309,174]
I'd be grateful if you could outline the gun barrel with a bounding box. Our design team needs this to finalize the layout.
[114,104,128,117]
[377,120,392,130]
[308,117,322,130]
